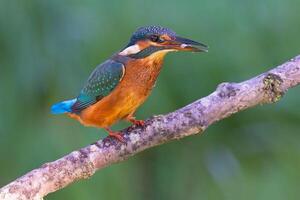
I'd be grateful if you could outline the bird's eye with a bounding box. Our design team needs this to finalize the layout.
[149,35,164,43]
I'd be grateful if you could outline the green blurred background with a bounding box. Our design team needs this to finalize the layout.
[1,0,300,199]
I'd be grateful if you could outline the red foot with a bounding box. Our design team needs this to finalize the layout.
[104,128,125,143]
[129,119,145,127]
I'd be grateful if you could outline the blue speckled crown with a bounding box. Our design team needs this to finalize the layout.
[128,25,176,46]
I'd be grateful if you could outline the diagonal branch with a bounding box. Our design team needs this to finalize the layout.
[1,55,300,200]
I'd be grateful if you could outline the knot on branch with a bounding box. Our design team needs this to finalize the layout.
[217,82,240,98]
[263,73,284,103]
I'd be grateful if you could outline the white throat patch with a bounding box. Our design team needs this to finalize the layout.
[119,44,141,56]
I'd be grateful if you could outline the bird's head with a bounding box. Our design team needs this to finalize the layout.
[119,25,208,59]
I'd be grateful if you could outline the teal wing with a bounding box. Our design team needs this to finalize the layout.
[71,59,125,113]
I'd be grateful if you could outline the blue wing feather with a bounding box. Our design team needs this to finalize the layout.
[71,59,125,113]
[51,99,77,114]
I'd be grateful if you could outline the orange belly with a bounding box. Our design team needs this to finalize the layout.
[68,52,166,128]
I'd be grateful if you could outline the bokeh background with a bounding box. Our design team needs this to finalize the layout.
[1,0,300,199]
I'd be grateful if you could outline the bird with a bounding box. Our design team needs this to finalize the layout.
[51,25,208,142]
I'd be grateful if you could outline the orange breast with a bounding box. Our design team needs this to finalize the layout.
[68,52,167,128]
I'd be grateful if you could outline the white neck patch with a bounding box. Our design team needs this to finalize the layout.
[119,44,141,56]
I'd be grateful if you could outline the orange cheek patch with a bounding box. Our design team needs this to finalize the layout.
[137,40,151,50]
[161,34,172,40]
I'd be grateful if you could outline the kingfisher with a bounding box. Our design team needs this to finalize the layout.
[51,25,208,141]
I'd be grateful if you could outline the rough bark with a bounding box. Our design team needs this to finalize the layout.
[1,55,300,200]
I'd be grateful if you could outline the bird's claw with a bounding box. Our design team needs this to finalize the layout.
[130,119,145,127]
[104,127,125,143]
[109,132,125,143]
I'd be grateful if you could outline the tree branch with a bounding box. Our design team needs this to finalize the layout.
[1,55,300,200]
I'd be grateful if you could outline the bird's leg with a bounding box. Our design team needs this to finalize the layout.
[125,114,145,127]
[104,127,125,143]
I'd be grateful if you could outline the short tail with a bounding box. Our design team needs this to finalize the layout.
[51,99,76,114]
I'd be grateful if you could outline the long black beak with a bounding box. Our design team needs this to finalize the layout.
[172,36,208,52]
